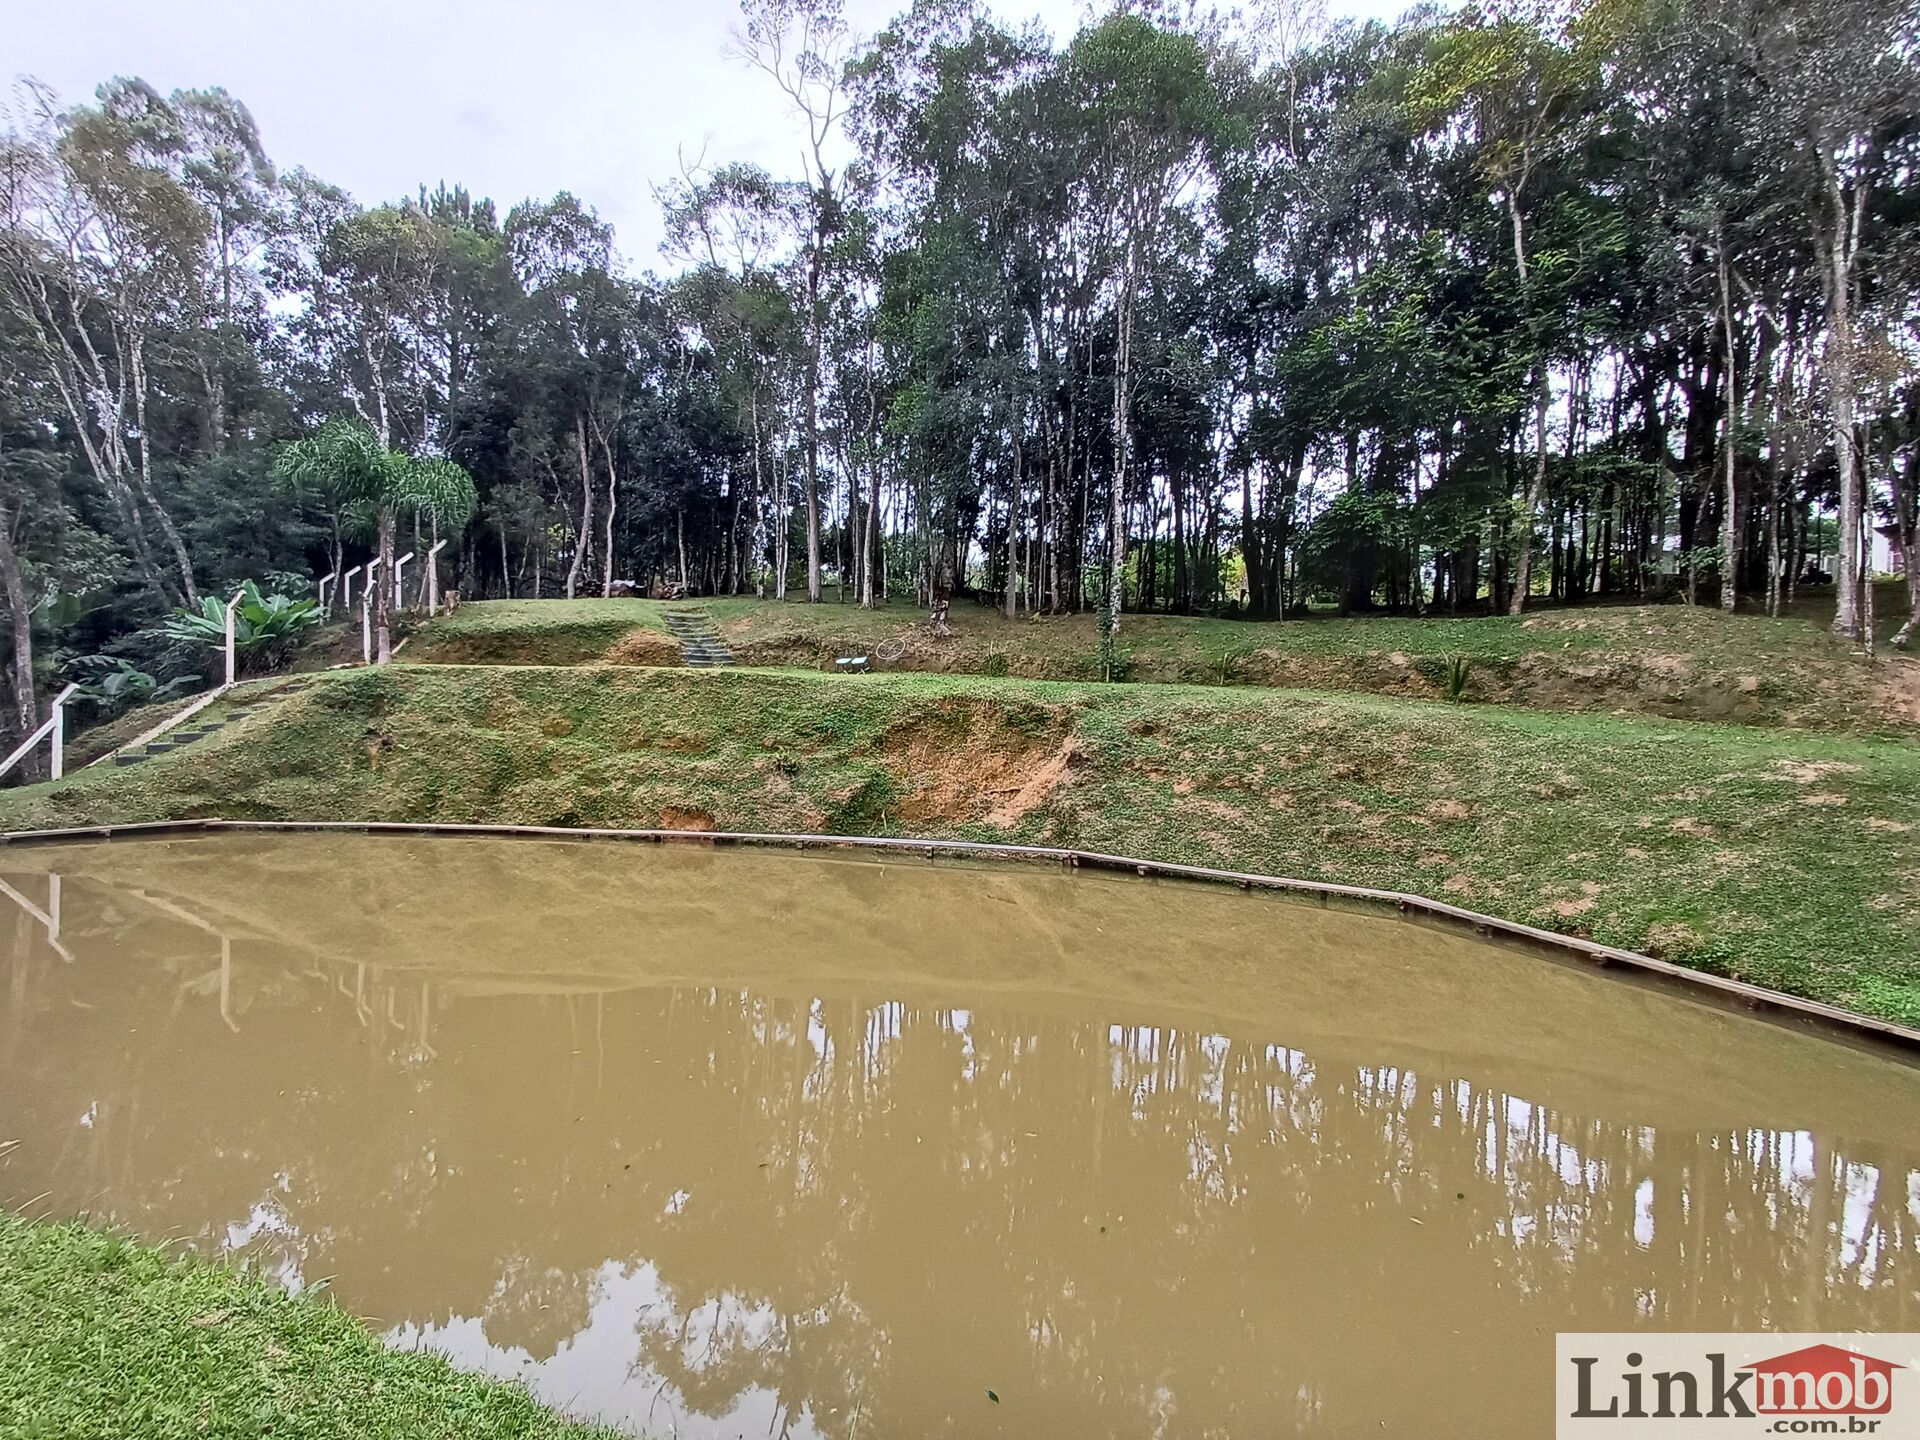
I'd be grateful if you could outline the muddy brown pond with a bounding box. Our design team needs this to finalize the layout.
[3,833,1917,1437]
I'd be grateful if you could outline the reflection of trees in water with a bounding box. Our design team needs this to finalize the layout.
[5,888,1920,1437]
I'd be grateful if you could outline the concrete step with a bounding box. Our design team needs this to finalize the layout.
[98,683,310,770]
[665,609,734,668]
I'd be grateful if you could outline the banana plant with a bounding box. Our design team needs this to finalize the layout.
[66,657,199,717]
[157,580,321,673]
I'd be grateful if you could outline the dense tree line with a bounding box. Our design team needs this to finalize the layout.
[2,0,1917,735]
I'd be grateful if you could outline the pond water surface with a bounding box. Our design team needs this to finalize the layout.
[2,833,1917,1437]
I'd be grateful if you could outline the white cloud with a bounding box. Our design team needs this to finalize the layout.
[6,0,1410,267]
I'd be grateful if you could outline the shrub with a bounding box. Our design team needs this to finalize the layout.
[65,656,198,718]
[155,580,322,675]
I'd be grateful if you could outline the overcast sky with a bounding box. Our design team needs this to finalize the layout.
[7,0,1407,268]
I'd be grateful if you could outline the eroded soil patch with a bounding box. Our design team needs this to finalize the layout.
[874,698,1079,827]
[606,631,684,667]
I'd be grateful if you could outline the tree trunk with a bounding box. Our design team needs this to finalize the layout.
[749,385,770,600]
[803,225,825,603]
[130,336,199,605]
[376,512,395,664]
[862,354,879,609]
[1861,496,1877,658]
[1103,242,1137,680]
[596,418,619,597]
[1716,227,1740,613]
[1506,194,1547,617]
[566,412,593,601]
[774,428,790,601]
[0,496,39,761]
[1004,396,1022,621]
[418,515,440,607]
[1816,150,1866,640]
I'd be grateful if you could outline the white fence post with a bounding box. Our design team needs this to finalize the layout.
[49,687,69,779]
[393,552,413,610]
[361,558,384,665]
[224,588,246,688]
[426,539,448,614]
[319,571,338,618]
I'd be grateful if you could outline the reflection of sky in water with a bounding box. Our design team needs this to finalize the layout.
[221,1173,311,1293]
[386,1261,830,1440]
[169,1005,1920,1438]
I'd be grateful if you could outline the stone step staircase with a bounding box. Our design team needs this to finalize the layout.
[110,678,317,769]
[661,608,735,669]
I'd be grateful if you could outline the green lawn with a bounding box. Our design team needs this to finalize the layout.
[397,589,1920,735]
[703,589,1920,734]
[403,598,675,665]
[0,1215,620,1440]
[5,662,1916,1024]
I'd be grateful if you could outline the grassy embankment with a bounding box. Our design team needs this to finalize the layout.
[0,1215,618,1439]
[58,692,206,770]
[399,591,1920,735]
[5,662,1917,1024]
[403,597,679,665]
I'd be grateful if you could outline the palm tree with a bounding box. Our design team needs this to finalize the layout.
[274,419,476,662]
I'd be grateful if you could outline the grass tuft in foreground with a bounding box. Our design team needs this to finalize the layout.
[0,1214,621,1439]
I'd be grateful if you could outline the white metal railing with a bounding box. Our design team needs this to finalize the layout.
[317,540,454,665]
[0,682,81,783]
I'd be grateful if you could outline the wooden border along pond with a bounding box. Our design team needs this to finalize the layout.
[5,816,1918,1060]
